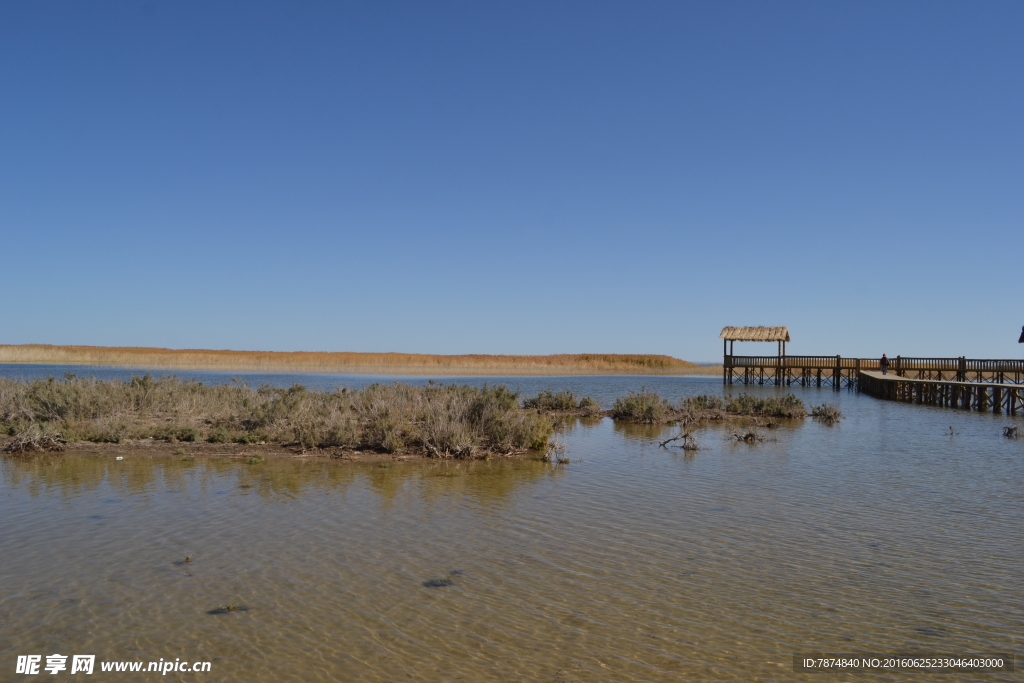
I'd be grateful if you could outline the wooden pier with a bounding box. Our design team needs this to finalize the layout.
[858,370,1024,415]
[717,326,1024,414]
[723,355,1024,390]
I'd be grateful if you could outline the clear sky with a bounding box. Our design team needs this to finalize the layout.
[2,2,1021,362]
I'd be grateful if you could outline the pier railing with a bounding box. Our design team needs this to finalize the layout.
[723,355,1024,388]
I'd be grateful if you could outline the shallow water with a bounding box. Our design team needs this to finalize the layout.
[1,369,1022,681]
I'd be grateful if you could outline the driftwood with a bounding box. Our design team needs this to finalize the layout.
[730,428,768,443]
[659,431,699,451]
[2,424,66,453]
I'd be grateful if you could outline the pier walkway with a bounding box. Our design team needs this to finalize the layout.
[857,370,1024,415]
[724,355,1024,390]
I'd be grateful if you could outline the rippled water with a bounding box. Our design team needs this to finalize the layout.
[1,368,1021,681]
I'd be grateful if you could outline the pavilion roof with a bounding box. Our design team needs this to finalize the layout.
[719,326,790,342]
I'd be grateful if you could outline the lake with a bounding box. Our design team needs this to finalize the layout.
[1,365,1021,681]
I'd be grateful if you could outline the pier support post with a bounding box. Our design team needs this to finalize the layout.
[723,342,728,385]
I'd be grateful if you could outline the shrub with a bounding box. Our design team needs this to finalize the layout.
[578,396,603,416]
[523,390,578,412]
[234,431,265,445]
[2,423,66,452]
[148,425,199,442]
[177,427,199,442]
[88,420,130,443]
[811,404,843,424]
[726,394,806,418]
[679,395,726,412]
[0,376,551,458]
[611,390,671,423]
[207,428,233,444]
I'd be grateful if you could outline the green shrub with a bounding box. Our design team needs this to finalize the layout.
[523,390,578,411]
[207,428,233,444]
[88,421,129,443]
[811,404,842,424]
[148,425,199,442]
[578,396,603,416]
[726,394,806,418]
[234,431,265,445]
[177,427,199,442]
[611,391,671,423]
[680,395,726,411]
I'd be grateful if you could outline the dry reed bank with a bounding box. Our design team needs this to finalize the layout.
[0,344,722,376]
[0,376,553,458]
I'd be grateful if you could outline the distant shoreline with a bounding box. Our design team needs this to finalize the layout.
[0,344,724,376]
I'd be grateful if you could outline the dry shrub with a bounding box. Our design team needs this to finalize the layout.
[726,394,806,418]
[680,395,726,412]
[610,391,806,425]
[524,391,603,416]
[812,404,843,424]
[577,396,603,416]
[523,390,579,411]
[3,423,66,453]
[0,376,551,458]
[611,390,671,423]
[676,395,727,424]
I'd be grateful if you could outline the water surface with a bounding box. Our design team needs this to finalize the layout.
[1,370,1021,681]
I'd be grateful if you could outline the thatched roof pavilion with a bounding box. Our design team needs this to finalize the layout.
[719,326,789,342]
[720,326,790,357]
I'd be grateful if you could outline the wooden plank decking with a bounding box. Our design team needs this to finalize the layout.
[857,370,1024,414]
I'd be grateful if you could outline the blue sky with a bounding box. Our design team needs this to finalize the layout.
[2,1,1021,361]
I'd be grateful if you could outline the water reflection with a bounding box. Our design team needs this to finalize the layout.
[1,451,565,505]
[612,420,673,442]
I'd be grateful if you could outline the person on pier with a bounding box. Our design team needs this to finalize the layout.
[880,354,889,375]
